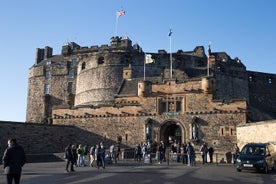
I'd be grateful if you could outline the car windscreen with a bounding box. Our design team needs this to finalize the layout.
[240,145,265,156]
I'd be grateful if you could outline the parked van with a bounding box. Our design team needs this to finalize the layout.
[236,143,276,174]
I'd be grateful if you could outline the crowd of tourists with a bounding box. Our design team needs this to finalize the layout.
[64,140,240,173]
[64,142,120,172]
[134,141,216,166]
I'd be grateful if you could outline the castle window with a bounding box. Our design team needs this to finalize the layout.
[158,97,182,114]
[46,61,51,66]
[45,71,50,80]
[67,82,73,93]
[81,62,86,70]
[44,84,50,94]
[58,61,64,67]
[68,69,74,78]
[249,75,255,82]
[268,78,272,84]
[98,56,104,64]
[71,59,77,67]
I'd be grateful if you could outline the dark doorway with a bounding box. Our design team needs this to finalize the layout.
[160,121,182,146]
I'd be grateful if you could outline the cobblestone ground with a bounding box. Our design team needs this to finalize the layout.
[1,161,276,184]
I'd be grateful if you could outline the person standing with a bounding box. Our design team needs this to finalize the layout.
[134,144,142,162]
[71,145,77,167]
[232,144,240,164]
[89,145,96,167]
[186,142,195,166]
[76,144,85,167]
[157,142,164,164]
[99,142,106,169]
[200,143,208,164]
[208,146,214,163]
[65,144,75,172]
[2,138,26,184]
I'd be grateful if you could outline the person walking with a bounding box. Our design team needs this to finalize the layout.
[89,145,96,167]
[99,142,106,169]
[76,144,85,167]
[200,143,208,164]
[71,145,78,167]
[157,142,164,164]
[186,142,195,166]
[208,146,214,163]
[2,138,26,184]
[134,144,142,162]
[65,144,75,172]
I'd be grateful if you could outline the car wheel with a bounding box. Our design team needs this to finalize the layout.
[237,168,241,172]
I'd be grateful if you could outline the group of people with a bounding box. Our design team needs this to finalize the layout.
[64,142,120,172]
[134,141,215,166]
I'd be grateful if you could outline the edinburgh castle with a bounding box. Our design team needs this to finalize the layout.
[1,36,275,160]
[21,36,275,156]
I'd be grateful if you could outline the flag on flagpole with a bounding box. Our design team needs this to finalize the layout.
[117,10,125,17]
[145,54,154,64]
[168,29,172,36]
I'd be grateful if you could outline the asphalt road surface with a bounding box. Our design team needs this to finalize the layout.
[1,162,276,184]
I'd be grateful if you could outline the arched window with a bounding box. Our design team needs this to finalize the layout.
[81,62,86,70]
[98,56,104,64]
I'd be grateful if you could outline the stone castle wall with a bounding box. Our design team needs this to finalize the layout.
[247,71,276,118]
[237,120,276,149]
[0,121,109,156]
[52,111,246,156]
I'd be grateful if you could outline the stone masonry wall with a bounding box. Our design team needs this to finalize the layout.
[0,121,109,156]
[237,120,276,149]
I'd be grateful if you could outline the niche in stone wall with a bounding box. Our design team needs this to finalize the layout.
[218,126,236,136]
[98,56,105,64]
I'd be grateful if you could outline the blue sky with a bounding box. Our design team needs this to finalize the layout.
[0,0,275,122]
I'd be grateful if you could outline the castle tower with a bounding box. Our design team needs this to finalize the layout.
[201,77,215,94]
[74,37,133,106]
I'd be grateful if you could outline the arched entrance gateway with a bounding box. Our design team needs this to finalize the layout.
[160,120,185,146]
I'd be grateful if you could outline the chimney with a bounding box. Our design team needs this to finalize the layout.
[44,46,53,59]
[35,48,44,64]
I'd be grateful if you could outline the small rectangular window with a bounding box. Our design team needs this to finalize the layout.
[45,71,50,80]
[44,84,50,94]
[71,59,77,67]
[68,69,74,78]
[46,61,51,66]
[67,82,73,93]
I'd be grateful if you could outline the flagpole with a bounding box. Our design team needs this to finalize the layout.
[144,53,146,81]
[207,42,211,76]
[169,29,172,79]
[207,55,209,76]
[115,12,118,36]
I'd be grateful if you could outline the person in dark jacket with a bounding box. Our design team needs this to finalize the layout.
[65,144,75,172]
[2,138,26,184]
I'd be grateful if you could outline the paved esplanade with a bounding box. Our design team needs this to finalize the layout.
[1,162,276,184]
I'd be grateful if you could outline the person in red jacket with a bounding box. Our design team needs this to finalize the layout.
[2,138,26,184]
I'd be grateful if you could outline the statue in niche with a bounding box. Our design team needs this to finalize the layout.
[192,124,199,140]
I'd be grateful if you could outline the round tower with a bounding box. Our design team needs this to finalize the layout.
[75,52,126,106]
